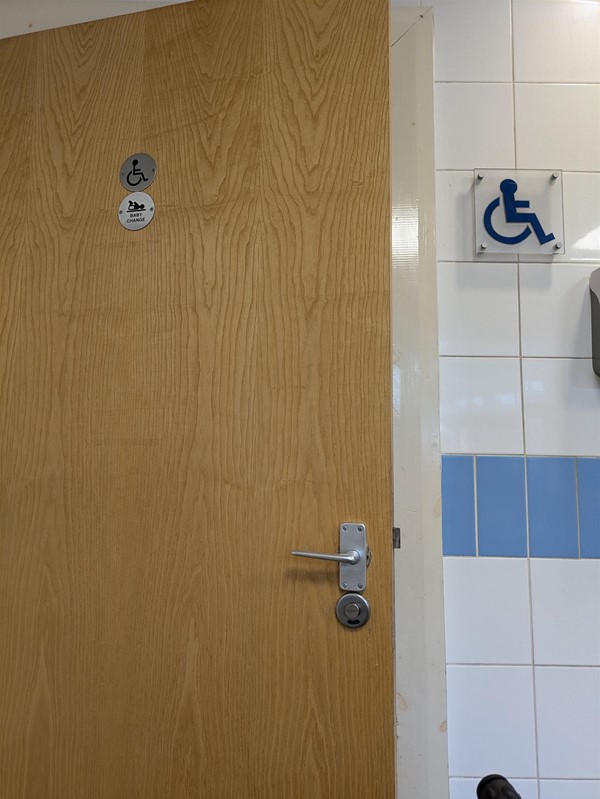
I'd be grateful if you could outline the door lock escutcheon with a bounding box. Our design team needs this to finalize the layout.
[335,593,371,629]
[291,523,370,592]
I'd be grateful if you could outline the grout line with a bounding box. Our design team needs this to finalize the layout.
[449,775,538,782]
[441,453,600,459]
[445,555,594,561]
[512,0,541,782]
[528,554,542,791]
[528,664,600,670]
[449,662,533,668]
[450,776,600,783]
[436,168,600,175]
[510,2,518,172]
[447,662,600,669]
[439,354,593,360]
[435,80,600,86]
[437,258,600,264]
[435,80,513,85]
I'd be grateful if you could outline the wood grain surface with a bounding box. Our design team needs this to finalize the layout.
[0,2,393,797]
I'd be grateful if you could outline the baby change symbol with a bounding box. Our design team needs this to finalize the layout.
[119,153,156,192]
[484,179,555,246]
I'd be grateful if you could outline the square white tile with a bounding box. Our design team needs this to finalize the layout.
[523,359,600,457]
[438,263,519,356]
[436,171,517,263]
[440,357,524,454]
[434,1,512,82]
[446,665,537,777]
[450,778,538,799]
[515,85,600,173]
[514,0,600,84]
[520,263,595,358]
[531,559,600,666]
[444,558,532,664]
[540,780,600,799]
[561,173,600,263]
[536,666,600,779]
[435,83,515,171]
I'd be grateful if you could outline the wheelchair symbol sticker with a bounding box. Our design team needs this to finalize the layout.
[485,179,555,245]
[120,153,156,192]
[474,170,564,255]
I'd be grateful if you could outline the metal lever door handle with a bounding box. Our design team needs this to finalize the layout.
[291,549,360,565]
[291,523,368,593]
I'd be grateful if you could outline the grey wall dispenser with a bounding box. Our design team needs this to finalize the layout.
[591,267,600,377]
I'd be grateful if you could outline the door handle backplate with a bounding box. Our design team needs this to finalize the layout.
[291,523,369,592]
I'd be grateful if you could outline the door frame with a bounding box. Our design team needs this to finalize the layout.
[390,8,449,798]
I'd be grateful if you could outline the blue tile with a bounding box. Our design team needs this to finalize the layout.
[527,457,578,558]
[442,455,476,556]
[476,456,527,557]
[578,458,600,558]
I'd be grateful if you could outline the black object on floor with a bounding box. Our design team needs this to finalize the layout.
[476,774,522,799]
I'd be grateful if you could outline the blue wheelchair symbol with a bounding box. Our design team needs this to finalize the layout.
[483,179,555,246]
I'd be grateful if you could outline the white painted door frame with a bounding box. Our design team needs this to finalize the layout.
[390,9,449,798]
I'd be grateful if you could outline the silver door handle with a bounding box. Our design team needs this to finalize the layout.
[291,523,369,593]
[291,549,360,565]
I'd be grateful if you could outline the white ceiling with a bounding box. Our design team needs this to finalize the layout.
[0,0,192,40]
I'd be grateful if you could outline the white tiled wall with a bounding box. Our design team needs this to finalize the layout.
[435,2,600,459]
[444,559,600,784]
[416,0,600,794]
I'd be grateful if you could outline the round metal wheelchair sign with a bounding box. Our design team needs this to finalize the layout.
[118,192,155,231]
[119,153,156,192]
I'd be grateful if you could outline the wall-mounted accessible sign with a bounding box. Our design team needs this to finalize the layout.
[474,169,564,256]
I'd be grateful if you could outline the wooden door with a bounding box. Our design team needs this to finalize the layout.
[0,2,393,797]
